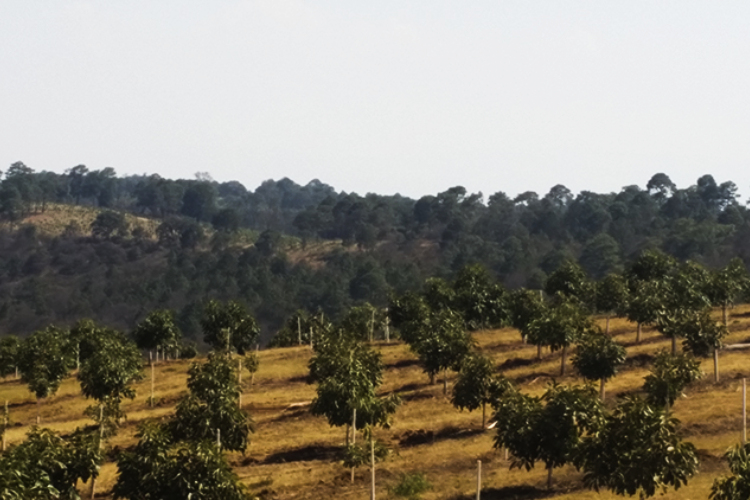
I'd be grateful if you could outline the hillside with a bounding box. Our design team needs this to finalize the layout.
[2,309,749,499]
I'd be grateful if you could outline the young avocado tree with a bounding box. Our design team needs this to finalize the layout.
[17,326,70,424]
[201,300,260,355]
[0,335,20,379]
[340,303,378,342]
[708,257,750,328]
[168,352,254,452]
[0,427,102,499]
[508,288,547,348]
[624,279,664,344]
[572,331,627,401]
[494,383,604,489]
[411,309,473,394]
[114,422,248,500]
[388,292,431,345]
[595,274,629,334]
[77,331,144,433]
[310,331,400,444]
[710,443,750,500]
[77,331,143,499]
[451,354,512,427]
[654,261,711,354]
[643,350,702,410]
[268,309,310,347]
[576,396,698,498]
[452,264,509,330]
[678,309,727,382]
[131,309,182,360]
[526,296,592,376]
[545,261,594,310]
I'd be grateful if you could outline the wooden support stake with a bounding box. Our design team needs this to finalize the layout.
[384,309,390,343]
[476,460,482,500]
[2,400,7,452]
[217,428,221,450]
[714,348,719,383]
[89,404,104,499]
[238,357,243,409]
[743,378,747,445]
[351,408,357,483]
[297,316,302,345]
[150,353,155,408]
[370,435,375,500]
[310,326,313,349]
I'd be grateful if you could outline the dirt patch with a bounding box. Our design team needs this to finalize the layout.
[498,357,535,370]
[448,485,553,499]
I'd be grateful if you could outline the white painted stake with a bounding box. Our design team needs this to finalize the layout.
[476,460,482,500]
[217,428,221,449]
[310,326,313,349]
[2,400,7,452]
[743,378,747,444]
[370,435,375,500]
[150,352,155,408]
[297,316,302,345]
[384,309,390,343]
[351,408,357,482]
[238,357,243,408]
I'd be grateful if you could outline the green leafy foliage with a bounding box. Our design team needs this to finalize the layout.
[131,309,182,355]
[388,292,431,345]
[545,261,594,309]
[310,335,400,429]
[0,426,102,500]
[452,264,509,330]
[643,351,702,408]
[711,443,750,500]
[0,335,20,377]
[577,396,698,498]
[114,422,248,500]
[342,438,390,469]
[77,331,143,433]
[494,384,604,476]
[508,288,547,340]
[389,472,432,499]
[169,353,254,452]
[18,326,70,399]
[595,273,629,317]
[678,309,727,358]
[410,309,473,391]
[572,332,627,383]
[201,300,260,355]
[451,354,511,426]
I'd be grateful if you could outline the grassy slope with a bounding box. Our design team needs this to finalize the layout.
[2,309,750,500]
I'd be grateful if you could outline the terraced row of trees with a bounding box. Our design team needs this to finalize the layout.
[2,249,750,498]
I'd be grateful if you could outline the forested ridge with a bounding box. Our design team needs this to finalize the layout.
[0,161,746,340]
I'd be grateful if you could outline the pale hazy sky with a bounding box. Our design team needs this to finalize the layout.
[2,1,749,200]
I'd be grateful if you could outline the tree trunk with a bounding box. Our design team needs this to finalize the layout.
[671,336,677,355]
[482,402,486,429]
[547,464,553,490]
[560,345,568,377]
[443,368,448,396]
[430,373,435,385]
[89,404,104,499]
[600,378,606,402]
[636,322,642,343]
[346,423,350,447]
[714,348,720,383]
[723,305,729,329]
[297,317,302,345]
[605,315,611,335]
[36,398,40,425]
[536,344,542,360]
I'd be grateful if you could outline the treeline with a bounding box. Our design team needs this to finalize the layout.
[1,161,749,338]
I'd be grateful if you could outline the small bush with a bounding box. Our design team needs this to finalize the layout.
[390,472,431,499]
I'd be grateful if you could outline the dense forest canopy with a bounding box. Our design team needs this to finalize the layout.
[0,161,747,341]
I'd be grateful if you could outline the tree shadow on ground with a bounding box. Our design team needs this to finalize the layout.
[448,485,552,499]
[263,444,340,464]
[399,425,484,448]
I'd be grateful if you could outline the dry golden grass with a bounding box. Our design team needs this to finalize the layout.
[2,306,750,499]
[5,203,161,239]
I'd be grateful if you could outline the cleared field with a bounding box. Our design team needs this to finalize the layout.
[2,307,749,499]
